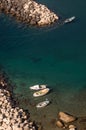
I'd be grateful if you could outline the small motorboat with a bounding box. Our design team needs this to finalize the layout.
[64,16,75,24]
[30,84,46,90]
[36,99,50,108]
[33,88,50,97]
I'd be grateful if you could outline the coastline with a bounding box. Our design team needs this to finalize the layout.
[0,0,86,128]
[0,0,58,26]
[0,69,86,130]
[0,69,41,130]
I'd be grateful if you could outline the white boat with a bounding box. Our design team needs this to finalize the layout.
[64,16,75,24]
[33,88,50,97]
[30,84,46,90]
[36,99,50,108]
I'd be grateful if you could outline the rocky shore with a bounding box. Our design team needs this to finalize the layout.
[56,112,77,130]
[55,111,86,130]
[0,70,39,130]
[0,0,58,26]
[0,69,86,130]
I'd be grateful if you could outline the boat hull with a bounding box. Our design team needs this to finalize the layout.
[33,88,50,97]
[64,16,75,24]
[30,85,46,90]
[36,100,50,108]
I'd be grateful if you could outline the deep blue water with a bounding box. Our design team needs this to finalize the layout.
[0,0,86,124]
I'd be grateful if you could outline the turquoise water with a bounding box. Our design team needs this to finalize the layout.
[0,0,86,129]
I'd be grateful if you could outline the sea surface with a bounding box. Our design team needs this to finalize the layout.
[0,0,86,129]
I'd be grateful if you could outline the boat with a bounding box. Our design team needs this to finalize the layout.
[33,88,50,97]
[30,84,46,90]
[64,16,75,24]
[36,99,50,108]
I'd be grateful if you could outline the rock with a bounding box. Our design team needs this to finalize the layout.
[58,112,76,123]
[3,118,8,123]
[0,0,58,26]
[0,114,3,120]
[12,125,23,130]
[56,120,64,128]
[7,125,13,130]
[23,126,29,130]
[0,126,5,129]
[2,122,8,129]
[0,101,2,105]
[69,125,76,130]
[38,125,43,130]
[0,71,38,130]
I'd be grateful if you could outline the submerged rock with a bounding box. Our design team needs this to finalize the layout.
[69,125,76,130]
[58,112,76,123]
[56,120,64,128]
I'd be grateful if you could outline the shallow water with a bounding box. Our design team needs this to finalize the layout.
[0,0,86,129]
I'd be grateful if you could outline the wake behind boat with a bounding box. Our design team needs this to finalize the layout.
[64,16,75,24]
[30,84,46,90]
[33,88,50,97]
[36,99,50,108]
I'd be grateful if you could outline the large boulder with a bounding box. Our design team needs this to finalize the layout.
[56,120,64,128]
[58,112,76,123]
[69,125,76,130]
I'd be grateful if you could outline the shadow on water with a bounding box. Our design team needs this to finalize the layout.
[0,12,65,38]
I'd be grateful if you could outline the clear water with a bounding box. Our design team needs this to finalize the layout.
[0,0,86,129]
